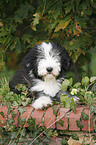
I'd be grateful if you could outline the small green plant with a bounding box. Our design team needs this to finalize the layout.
[61,76,96,113]
[72,132,79,141]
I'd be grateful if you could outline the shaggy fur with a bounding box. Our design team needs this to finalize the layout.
[10,42,72,109]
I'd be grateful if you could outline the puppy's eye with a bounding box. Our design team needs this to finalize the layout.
[49,51,52,56]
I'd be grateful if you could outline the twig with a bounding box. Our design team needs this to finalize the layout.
[29,110,70,145]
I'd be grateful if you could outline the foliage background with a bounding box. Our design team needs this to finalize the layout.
[0,0,96,82]
[0,1,96,144]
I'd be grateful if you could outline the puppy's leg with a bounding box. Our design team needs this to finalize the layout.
[32,96,52,110]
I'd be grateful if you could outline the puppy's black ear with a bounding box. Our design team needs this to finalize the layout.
[22,46,38,76]
[61,47,72,71]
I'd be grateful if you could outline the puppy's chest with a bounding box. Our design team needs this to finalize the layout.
[30,79,61,97]
[43,79,61,97]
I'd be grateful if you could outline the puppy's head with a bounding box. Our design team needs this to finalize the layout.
[37,42,71,80]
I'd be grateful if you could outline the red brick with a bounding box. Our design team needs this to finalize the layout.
[44,107,56,129]
[32,109,44,126]
[0,106,8,126]
[20,106,34,127]
[57,108,69,130]
[8,108,18,126]
[69,107,84,131]
[82,109,94,131]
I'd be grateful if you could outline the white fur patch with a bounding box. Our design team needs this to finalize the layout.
[32,96,52,109]
[30,77,61,97]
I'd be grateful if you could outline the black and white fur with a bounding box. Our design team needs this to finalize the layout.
[10,42,72,109]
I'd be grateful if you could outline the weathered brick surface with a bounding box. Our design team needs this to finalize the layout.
[32,109,44,126]
[57,108,69,130]
[69,107,85,131]
[81,109,94,131]
[0,106,8,126]
[44,107,56,129]
[20,106,34,127]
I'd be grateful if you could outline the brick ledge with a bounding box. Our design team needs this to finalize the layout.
[0,106,96,132]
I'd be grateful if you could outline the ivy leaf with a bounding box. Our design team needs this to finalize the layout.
[73,82,81,88]
[60,95,71,108]
[81,76,89,87]
[60,95,69,103]
[65,99,71,108]
[90,105,96,114]
[57,119,64,127]
[62,138,68,145]
[12,101,19,107]
[81,110,89,120]
[0,111,4,118]
[69,78,73,86]
[52,106,57,115]
[76,120,83,129]
[84,91,94,104]
[90,76,96,82]
[18,117,26,126]
[72,132,79,140]
[27,118,36,131]
[61,79,70,91]
[18,107,26,115]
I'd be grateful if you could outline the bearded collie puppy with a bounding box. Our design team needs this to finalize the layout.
[10,42,72,109]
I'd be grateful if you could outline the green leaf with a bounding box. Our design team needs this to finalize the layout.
[60,95,69,103]
[90,76,96,82]
[31,12,41,31]
[57,119,64,127]
[62,138,68,145]
[84,91,94,103]
[90,105,96,114]
[61,79,70,91]
[69,78,73,86]
[72,132,79,140]
[18,117,26,126]
[65,99,71,108]
[0,111,4,118]
[12,101,18,107]
[81,110,89,120]
[76,120,83,128]
[11,132,17,139]
[55,19,71,32]
[27,118,36,131]
[81,76,89,87]
[33,13,41,26]
[73,82,81,88]
[52,106,57,115]
[18,107,26,115]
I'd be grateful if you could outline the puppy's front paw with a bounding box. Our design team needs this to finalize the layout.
[32,96,52,110]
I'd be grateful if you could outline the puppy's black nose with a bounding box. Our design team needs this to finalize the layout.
[46,67,53,73]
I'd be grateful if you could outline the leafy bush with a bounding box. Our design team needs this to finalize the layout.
[61,76,96,113]
[0,0,96,79]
